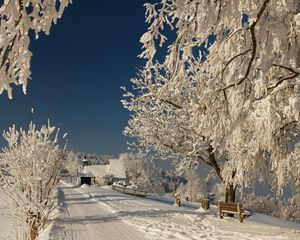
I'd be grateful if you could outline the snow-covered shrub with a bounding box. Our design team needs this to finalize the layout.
[243,194,279,216]
[243,194,300,223]
[279,194,300,223]
[96,173,113,186]
[0,122,65,239]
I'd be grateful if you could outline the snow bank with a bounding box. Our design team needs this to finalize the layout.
[80,183,90,188]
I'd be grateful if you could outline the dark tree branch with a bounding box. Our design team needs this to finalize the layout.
[237,0,271,83]
[221,0,271,91]
[267,64,299,90]
[274,121,298,139]
[161,98,183,109]
[216,49,251,87]
[207,144,223,181]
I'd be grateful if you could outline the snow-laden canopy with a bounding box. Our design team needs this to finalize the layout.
[123,0,300,194]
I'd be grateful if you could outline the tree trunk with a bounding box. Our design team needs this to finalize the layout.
[30,224,38,240]
[27,210,40,240]
[225,183,236,217]
[225,183,236,203]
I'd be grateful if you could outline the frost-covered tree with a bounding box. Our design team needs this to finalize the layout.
[123,0,300,202]
[64,150,79,176]
[0,0,71,99]
[177,169,201,201]
[0,122,65,240]
[76,152,111,165]
[120,152,165,195]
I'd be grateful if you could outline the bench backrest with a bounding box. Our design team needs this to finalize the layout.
[218,201,243,212]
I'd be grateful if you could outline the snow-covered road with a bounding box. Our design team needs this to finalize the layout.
[42,183,300,240]
[47,185,145,240]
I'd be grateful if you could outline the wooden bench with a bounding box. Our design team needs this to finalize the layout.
[218,201,245,223]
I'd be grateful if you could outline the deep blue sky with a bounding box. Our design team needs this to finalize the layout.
[0,1,149,155]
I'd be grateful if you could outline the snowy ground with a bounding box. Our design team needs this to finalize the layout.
[37,183,300,240]
[1,185,300,240]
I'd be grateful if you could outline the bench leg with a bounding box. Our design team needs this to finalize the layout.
[218,202,223,219]
[239,215,243,223]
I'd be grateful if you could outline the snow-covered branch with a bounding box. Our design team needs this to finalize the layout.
[0,0,71,99]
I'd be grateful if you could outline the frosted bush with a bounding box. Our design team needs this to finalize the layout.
[96,174,113,186]
[243,194,300,223]
[0,122,65,239]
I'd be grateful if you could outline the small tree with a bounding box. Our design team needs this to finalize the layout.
[64,150,79,176]
[0,122,65,240]
[182,170,201,201]
[121,152,165,195]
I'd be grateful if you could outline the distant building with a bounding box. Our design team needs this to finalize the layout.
[79,172,95,185]
[107,158,126,180]
[79,158,126,185]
